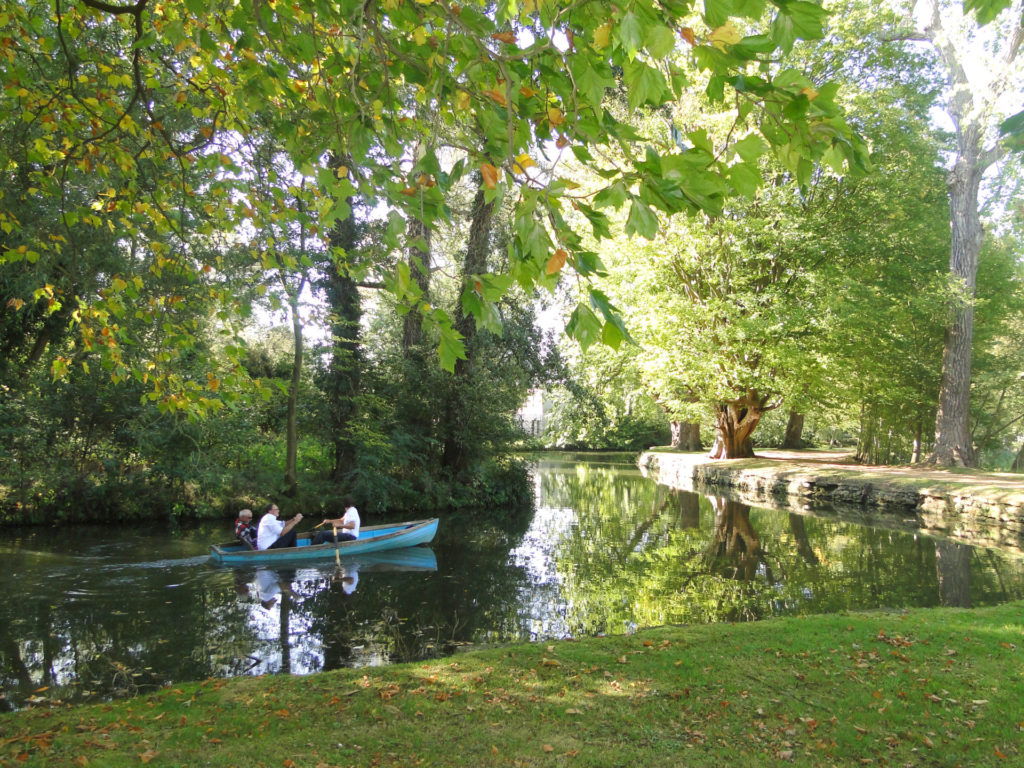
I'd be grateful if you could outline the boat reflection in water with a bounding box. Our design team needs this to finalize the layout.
[234,547,441,677]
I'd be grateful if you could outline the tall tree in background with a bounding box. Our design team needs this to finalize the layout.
[898,0,1024,466]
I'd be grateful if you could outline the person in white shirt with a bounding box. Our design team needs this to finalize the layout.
[311,497,360,545]
[256,503,304,550]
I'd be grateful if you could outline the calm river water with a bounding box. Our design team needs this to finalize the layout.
[2,453,1023,711]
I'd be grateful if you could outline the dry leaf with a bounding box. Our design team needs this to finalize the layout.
[139,750,159,764]
[542,744,554,752]
[565,708,582,715]
[481,163,499,190]
[546,249,568,275]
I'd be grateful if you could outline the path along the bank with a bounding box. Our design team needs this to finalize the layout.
[639,449,1024,555]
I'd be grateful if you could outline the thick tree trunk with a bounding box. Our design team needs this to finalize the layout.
[930,158,982,467]
[670,421,702,450]
[708,391,770,459]
[441,187,495,477]
[782,410,804,449]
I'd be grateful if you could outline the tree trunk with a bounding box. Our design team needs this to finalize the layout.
[323,154,362,483]
[782,410,804,449]
[1012,440,1024,473]
[402,215,432,350]
[283,282,305,498]
[708,391,770,459]
[911,416,924,464]
[930,158,982,467]
[670,421,702,450]
[441,186,495,478]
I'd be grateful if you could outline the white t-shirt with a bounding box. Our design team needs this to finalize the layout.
[257,513,285,550]
[341,506,360,539]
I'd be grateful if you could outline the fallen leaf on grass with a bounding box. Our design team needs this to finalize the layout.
[542,658,561,667]
[139,750,159,764]
[542,744,554,752]
[565,708,583,715]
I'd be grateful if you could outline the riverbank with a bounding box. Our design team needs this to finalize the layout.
[639,449,1024,555]
[2,600,1021,767]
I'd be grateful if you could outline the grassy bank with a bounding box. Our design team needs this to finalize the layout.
[3,602,1022,767]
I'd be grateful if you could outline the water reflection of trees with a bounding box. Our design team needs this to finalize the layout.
[544,466,1024,636]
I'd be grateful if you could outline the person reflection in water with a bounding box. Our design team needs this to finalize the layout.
[334,563,359,595]
[255,568,290,608]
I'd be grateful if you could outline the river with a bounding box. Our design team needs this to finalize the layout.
[2,452,1022,711]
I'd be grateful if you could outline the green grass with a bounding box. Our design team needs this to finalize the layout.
[3,602,1022,767]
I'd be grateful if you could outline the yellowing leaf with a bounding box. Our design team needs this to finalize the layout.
[709,22,742,51]
[593,21,612,49]
[546,249,568,275]
[547,106,564,126]
[456,91,471,111]
[680,27,696,45]
[519,85,540,98]
[491,32,517,44]
[513,153,536,173]
[481,163,499,190]
[483,88,507,106]
[413,27,427,46]
[801,86,819,100]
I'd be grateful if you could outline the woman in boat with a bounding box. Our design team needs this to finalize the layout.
[256,503,304,550]
[311,497,360,545]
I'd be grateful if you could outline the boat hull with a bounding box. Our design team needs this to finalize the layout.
[209,518,438,566]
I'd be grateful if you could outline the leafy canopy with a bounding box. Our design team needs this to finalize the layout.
[0,0,866,413]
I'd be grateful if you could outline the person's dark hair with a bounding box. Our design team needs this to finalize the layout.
[264,503,277,514]
[341,496,354,508]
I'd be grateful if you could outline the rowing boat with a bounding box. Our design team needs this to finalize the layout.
[209,518,439,566]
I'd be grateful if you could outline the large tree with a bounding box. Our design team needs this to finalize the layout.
[895,0,1024,465]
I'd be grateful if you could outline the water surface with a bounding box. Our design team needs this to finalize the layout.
[2,453,1022,710]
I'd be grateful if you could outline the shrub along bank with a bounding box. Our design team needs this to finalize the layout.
[2,601,1022,767]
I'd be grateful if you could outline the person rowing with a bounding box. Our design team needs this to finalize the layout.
[311,496,360,545]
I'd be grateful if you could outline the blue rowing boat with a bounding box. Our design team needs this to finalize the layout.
[209,518,439,566]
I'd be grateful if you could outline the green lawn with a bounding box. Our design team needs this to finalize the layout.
[3,601,1022,767]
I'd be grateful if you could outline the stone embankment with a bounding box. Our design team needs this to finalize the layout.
[639,449,1024,555]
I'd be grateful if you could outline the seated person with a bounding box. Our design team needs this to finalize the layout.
[233,508,257,550]
[256,503,304,550]
[312,496,360,545]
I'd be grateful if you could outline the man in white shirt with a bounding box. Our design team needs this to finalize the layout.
[256,503,304,550]
[311,496,360,545]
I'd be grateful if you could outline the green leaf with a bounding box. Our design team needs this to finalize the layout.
[593,182,630,210]
[566,304,602,350]
[617,12,645,60]
[646,24,676,58]
[625,199,659,240]
[438,327,467,372]
[1000,108,1024,137]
